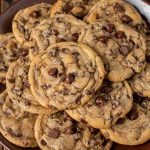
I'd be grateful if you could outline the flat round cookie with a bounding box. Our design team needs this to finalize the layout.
[29,14,86,59]
[50,0,100,19]
[29,42,105,110]
[78,20,146,81]
[6,58,57,114]
[85,0,148,33]
[130,64,150,97]
[0,33,20,83]
[12,3,52,46]
[0,91,37,147]
[66,80,133,129]
[101,95,150,145]
[34,112,113,150]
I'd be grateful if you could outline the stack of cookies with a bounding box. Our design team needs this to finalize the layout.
[0,0,150,149]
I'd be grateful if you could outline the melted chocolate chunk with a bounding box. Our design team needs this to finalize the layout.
[48,128,60,139]
[103,24,115,33]
[72,33,79,42]
[101,85,112,94]
[30,10,41,18]
[8,78,15,83]
[115,31,126,39]
[119,45,131,56]
[19,48,28,57]
[95,96,105,107]
[127,109,138,120]
[98,35,109,44]
[114,3,125,12]
[41,139,47,146]
[116,118,125,124]
[122,15,132,24]
[66,73,75,83]
[63,3,73,13]
[48,68,58,77]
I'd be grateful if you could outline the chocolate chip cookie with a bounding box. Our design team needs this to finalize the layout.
[29,14,86,59]
[6,58,57,114]
[34,112,113,150]
[130,64,150,97]
[85,0,148,33]
[29,42,105,110]
[12,3,52,46]
[50,0,100,19]
[78,20,146,81]
[0,33,19,84]
[0,90,37,147]
[101,95,150,145]
[66,80,133,129]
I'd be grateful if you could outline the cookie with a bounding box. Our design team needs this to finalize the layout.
[12,3,52,46]
[50,0,100,19]
[78,20,146,81]
[29,14,86,59]
[0,33,20,84]
[0,90,37,147]
[6,58,57,114]
[101,95,150,145]
[130,63,150,97]
[34,112,113,150]
[29,42,105,110]
[66,80,133,129]
[85,0,148,33]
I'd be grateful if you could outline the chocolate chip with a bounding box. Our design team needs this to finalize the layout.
[119,45,131,56]
[66,73,75,83]
[75,96,82,104]
[63,3,72,13]
[48,68,58,77]
[41,139,47,146]
[115,31,126,39]
[48,128,60,139]
[127,109,138,120]
[72,33,79,42]
[146,55,150,63]
[122,15,132,24]
[57,38,66,42]
[103,24,115,33]
[85,89,94,95]
[0,66,7,72]
[116,118,125,124]
[114,3,125,12]
[95,96,105,107]
[19,48,28,57]
[64,126,76,134]
[8,78,15,83]
[30,10,41,18]
[50,29,59,35]
[98,35,109,44]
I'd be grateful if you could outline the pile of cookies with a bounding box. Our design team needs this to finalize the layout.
[0,0,150,149]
